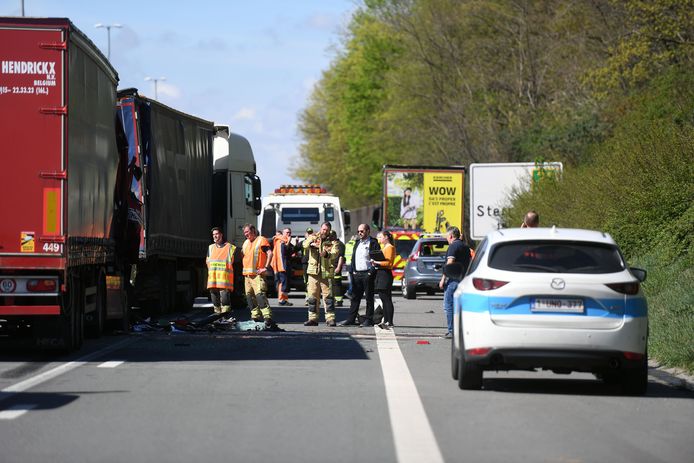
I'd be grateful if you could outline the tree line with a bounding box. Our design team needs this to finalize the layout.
[294,0,694,209]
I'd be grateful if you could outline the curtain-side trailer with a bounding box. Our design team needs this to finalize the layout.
[116,89,214,313]
[0,18,128,350]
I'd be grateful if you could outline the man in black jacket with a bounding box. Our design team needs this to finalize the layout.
[339,224,380,327]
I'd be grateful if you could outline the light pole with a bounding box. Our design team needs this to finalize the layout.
[94,23,122,61]
[21,0,24,16]
[144,76,166,100]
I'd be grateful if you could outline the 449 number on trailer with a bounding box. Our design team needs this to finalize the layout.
[43,243,63,253]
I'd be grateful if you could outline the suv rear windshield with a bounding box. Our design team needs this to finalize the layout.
[488,240,625,274]
[418,240,448,257]
[395,240,417,260]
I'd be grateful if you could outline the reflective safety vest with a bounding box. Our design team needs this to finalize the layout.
[207,242,235,290]
[271,235,289,273]
[344,239,356,264]
[242,235,270,276]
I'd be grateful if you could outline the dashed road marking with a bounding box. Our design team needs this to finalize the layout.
[97,360,124,368]
[0,338,133,404]
[0,404,38,420]
[374,325,445,463]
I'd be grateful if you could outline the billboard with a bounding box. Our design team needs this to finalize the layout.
[469,162,562,240]
[384,167,465,233]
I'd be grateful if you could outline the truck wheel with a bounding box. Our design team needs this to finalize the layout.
[160,263,176,314]
[175,267,196,311]
[62,271,84,352]
[86,269,106,338]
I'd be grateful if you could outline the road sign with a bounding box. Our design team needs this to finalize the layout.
[469,162,562,240]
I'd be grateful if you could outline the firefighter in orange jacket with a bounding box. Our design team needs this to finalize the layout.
[271,227,293,306]
[207,227,236,314]
[242,223,274,326]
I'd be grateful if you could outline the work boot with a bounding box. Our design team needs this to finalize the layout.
[326,319,336,327]
[303,320,318,326]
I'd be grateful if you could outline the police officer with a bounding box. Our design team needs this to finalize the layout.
[302,222,339,326]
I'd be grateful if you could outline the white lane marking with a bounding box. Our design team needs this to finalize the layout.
[0,404,38,420]
[0,338,133,403]
[374,326,445,463]
[97,360,124,368]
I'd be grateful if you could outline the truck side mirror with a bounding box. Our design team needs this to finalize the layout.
[343,210,351,233]
[252,175,262,215]
[261,208,277,237]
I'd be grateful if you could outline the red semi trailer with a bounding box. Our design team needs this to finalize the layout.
[0,18,128,350]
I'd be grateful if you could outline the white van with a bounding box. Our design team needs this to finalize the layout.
[258,185,350,242]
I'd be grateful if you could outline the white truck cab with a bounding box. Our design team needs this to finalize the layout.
[212,125,262,247]
[258,185,350,242]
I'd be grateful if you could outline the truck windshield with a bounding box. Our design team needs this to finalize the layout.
[281,207,320,223]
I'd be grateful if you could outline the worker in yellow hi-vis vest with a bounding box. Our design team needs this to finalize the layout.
[207,227,236,314]
[241,223,274,327]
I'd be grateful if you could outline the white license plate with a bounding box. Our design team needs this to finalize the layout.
[531,298,584,313]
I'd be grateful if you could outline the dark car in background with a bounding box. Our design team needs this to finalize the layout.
[401,235,449,299]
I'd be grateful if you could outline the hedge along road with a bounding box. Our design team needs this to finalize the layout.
[0,294,692,463]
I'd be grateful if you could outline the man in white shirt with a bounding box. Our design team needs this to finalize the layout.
[339,224,380,327]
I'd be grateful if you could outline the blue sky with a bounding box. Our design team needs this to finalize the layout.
[1,0,357,191]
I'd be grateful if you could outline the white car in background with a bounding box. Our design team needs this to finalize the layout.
[449,227,649,395]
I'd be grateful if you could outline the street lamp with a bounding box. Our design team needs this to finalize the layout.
[94,23,122,61]
[144,76,166,100]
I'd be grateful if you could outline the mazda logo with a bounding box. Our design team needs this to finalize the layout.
[550,278,566,290]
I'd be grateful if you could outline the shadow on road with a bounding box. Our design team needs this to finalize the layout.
[481,376,693,399]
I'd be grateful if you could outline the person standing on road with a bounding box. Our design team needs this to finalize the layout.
[241,224,275,327]
[303,222,340,326]
[329,230,346,307]
[521,210,540,228]
[439,226,471,338]
[271,227,293,306]
[339,224,380,327]
[206,227,235,315]
[343,234,357,299]
[372,230,396,328]
[299,227,314,305]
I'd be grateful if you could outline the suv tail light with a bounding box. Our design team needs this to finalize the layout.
[408,254,418,262]
[473,278,508,291]
[605,282,640,295]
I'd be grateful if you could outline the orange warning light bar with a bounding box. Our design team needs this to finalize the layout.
[274,184,328,194]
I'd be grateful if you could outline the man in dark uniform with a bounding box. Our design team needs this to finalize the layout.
[439,226,471,338]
